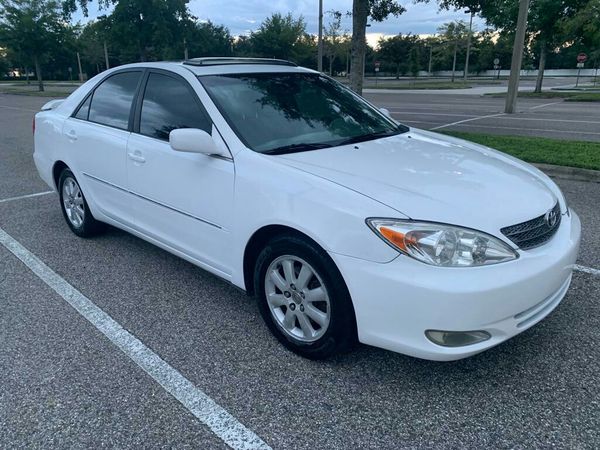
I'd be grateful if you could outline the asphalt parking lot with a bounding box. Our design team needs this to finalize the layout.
[1,93,600,448]
[364,92,600,142]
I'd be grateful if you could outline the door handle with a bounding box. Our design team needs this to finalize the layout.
[128,152,146,163]
[66,130,77,141]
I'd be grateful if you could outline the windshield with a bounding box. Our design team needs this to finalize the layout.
[199,72,408,154]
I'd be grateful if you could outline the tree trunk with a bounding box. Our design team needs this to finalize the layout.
[451,42,457,83]
[534,42,547,93]
[25,66,30,85]
[33,55,44,92]
[396,63,400,79]
[349,0,369,94]
[329,55,335,76]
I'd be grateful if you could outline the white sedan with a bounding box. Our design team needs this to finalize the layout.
[33,58,581,361]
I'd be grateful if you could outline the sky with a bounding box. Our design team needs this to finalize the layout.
[74,0,487,48]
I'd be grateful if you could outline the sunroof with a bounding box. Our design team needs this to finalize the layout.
[183,57,297,67]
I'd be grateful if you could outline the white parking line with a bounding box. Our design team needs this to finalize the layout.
[449,122,600,136]
[529,101,562,110]
[0,227,270,450]
[430,113,506,131]
[0,104,38,113]
[574,264,600,277]
[0,190,53,204]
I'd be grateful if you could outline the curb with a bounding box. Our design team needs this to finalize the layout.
[534,163,600,183]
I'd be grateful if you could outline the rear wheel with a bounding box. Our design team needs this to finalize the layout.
[58,169,105,237]
[254,234,356,359]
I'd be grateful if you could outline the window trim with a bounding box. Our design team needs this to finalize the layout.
[133,68,213,141]
[71,69,146,132]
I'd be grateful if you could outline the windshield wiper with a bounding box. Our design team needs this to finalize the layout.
[262,142,334,155]
[336,129,404,146]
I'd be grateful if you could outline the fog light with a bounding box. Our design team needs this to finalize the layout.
[425,330,491,347]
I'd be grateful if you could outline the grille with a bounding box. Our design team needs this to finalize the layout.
[501,202,561,250]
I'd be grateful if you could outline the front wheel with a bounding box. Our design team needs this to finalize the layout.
[58,169,105,237]
[254,234,357,359]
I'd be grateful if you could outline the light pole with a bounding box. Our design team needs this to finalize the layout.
[317,0,323,72]
[103,41,110,70]
[463,10,474,81]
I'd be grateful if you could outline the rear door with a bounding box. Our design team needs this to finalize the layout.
[126,70,234,277]
[63,70,143,226]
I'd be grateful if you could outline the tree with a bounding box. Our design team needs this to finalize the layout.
[323,10,345,75]
[561,0,600,69]
[108,0,191,61]
[425,0,590,91]
[408,45,421,78]
[438,20,469,81]
[377,33,418,78]
[0,0,66,91]
[77,17,111,75]
[250,13,308,61]
[185,21,233,58]
[350,0,406,94]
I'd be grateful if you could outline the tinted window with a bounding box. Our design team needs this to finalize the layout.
[200,73,407,154]
[140,72,211,141]
[88,71,141,130]
[74,95,91,120]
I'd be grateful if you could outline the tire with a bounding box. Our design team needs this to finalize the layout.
[58,169,105,237]
[254,233,357,359]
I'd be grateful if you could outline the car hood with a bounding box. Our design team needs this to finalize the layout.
[275,129,557,236]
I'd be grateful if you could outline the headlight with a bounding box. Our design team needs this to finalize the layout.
[367,219,518,267]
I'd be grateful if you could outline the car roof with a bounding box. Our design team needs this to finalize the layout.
[113,59,317,76]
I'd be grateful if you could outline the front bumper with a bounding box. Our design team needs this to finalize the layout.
[331,210,581,361]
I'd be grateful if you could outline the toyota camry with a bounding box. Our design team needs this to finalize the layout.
[33,58,581,361]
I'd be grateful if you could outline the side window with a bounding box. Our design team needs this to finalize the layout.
[140,72,211,141]
[88,71,141,130]
[74,95,91,120]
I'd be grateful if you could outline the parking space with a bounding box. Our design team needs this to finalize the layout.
[1,92,600,448]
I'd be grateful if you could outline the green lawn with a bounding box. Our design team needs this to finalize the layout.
[441,131,600,171]
[486,91,600,102]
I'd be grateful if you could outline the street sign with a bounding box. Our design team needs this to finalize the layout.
[493,64,500,70]
[577,53,587,63]
[374,67,380,72]
[493,58,500,65]
[577,62,585,68]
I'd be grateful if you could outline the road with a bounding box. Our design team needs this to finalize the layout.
[364,92,600,142]
[1,93,600,449]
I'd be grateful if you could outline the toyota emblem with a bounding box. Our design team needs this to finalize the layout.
[545,209,558,228]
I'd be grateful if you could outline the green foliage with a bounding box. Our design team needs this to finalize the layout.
[186,21,233,58]
[249,13,308,61]
[561,0,600,65]
[441,131,600,170]
[369,0,406,21]
[377,34,419,77]
[107,0,191,61]
[0,0,71,87]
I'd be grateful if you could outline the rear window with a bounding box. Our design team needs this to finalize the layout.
[88,71,141,130]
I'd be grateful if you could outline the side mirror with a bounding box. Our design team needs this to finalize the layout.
[379,107,391,118]
[169,128,228,157]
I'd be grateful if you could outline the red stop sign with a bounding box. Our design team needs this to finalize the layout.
[577,53,588,63]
